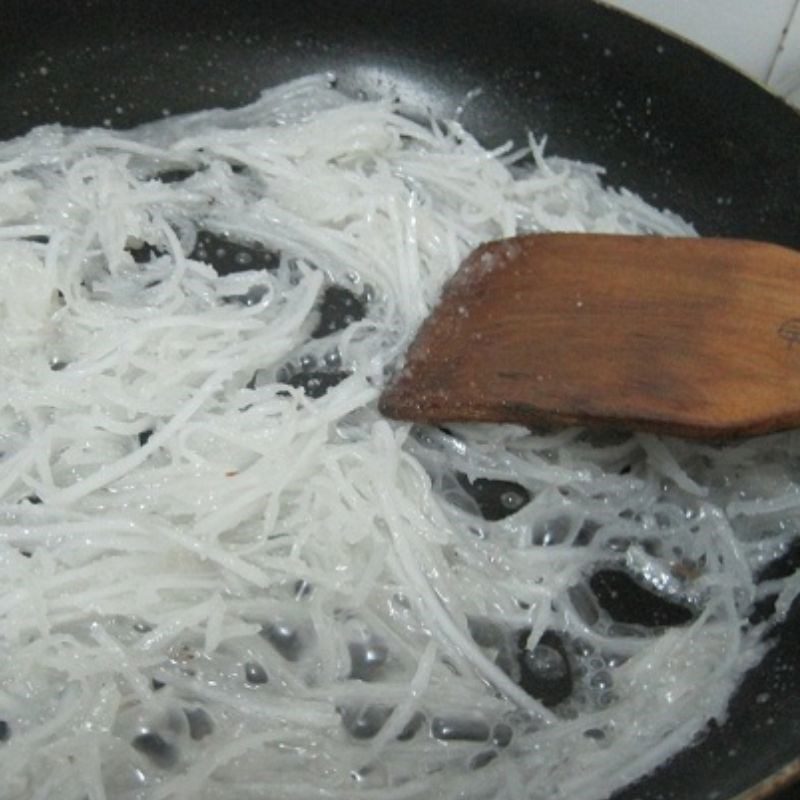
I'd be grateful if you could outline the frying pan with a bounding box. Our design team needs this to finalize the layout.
[1,1,799,798]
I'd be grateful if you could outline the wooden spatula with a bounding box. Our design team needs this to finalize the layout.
[379,234,800,439]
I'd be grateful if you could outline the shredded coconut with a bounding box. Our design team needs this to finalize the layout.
[0,74,797,800]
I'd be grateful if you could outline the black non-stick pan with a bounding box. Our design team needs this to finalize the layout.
[1,2,799,798]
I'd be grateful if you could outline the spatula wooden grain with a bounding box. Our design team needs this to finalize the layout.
[379,234,800,439]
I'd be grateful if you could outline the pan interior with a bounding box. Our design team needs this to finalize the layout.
[0,2,799,799]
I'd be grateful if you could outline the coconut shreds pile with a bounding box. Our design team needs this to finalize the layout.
[0,74,798,800]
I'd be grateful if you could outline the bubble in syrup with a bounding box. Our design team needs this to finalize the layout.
[324,348,342,368]
[131,732,178,768]
[589,670,613,691]
[457,474,531,521]
[596,691,615,708]
[501,490,526,511]
[492,723,513,748]
[184,707,213,741]
[523,643,569,681]
[533,515,572,546]
[468,617,504,648]
[339,705,392,739]
[348,636,388,681]
[299,354,317,370]
[244,661,268,685]
[261,622,303,661]
[568,583,600,625]
[431,716,490,742]
[470,750,498,770]
[396,711,426,741]
[517,631,573,707]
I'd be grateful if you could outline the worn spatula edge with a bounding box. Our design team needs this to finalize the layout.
[379,234,800,440]
[379,391,800,440]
